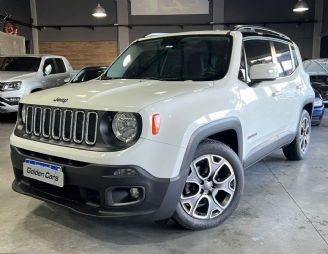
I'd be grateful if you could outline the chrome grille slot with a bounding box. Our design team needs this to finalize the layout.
[26,106,33,134]
[85,112,98,145]
[52,109,62,140]
[73,111,85,144]
[63,110,73,142]
[42,108,52,138]
[33,107,42,136]
[24,105,98,146]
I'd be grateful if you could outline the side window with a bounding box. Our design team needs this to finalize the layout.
[244,40,273,68]
[273,41,293,77]
[43,58,57,75]
[239,46,249,83]
[291,46,299,69]
[55,58,67,73]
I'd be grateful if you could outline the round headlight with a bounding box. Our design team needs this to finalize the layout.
[112,112,138,143]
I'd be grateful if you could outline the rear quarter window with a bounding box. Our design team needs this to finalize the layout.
[273,41,293,77]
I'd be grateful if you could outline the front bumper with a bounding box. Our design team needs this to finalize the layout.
[11,146,186,220]
[0,97,19,112]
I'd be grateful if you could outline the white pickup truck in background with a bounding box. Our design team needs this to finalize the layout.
[0,55,75,113]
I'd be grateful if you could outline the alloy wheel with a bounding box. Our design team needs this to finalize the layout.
[299,116,310,154]
[180,154,236,220]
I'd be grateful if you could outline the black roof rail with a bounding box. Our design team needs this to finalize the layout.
[234,25,291,42]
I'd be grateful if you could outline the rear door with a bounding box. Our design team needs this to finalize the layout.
[271,40,301,131]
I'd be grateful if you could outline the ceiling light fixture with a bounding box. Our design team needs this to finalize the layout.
[92,3,107,18]
[293,0,309,13]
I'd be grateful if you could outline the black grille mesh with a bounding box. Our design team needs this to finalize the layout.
[24,105,98,146]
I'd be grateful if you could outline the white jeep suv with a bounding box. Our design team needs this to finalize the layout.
[10,26,314,230]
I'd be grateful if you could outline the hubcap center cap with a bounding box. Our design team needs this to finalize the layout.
[203,181,213,191]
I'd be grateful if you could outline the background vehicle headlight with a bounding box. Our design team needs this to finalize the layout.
[112,112,138,143]
[1,81,22,91]
[314,97,323,107]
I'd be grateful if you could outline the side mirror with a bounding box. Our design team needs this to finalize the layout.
[249,63,280,81]
[44,64,52,76]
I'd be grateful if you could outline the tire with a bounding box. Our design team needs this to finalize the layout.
[173,139,244,230]
[283,110,311,160]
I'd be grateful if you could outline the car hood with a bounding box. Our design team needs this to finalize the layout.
[21,79,213,112]
[0,71,36,82]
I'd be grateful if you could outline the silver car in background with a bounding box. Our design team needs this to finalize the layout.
[0,55,74,113]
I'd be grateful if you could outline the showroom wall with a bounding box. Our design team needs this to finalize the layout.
[0,0,32,51]
[224,0,316,59]
[16,0,321,66]
[35,0,118,69]
[128,0,316,59]
[322,0,328,35]
[128,1,213,41]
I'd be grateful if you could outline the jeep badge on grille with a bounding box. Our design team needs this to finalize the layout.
[53,98,68,103]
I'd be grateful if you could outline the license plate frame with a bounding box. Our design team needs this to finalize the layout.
[23,159,64,187]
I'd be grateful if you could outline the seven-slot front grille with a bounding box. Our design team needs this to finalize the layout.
[25,105,98,145]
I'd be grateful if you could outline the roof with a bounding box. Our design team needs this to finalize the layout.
[303,59,328,76]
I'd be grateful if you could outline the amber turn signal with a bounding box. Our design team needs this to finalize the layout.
[152,113,160,135]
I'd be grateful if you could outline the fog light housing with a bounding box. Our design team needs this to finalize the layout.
[106,187,145,206]
[113,168,138,177]
[130,187,140,199]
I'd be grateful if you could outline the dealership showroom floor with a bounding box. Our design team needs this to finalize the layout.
[1,113,328,253]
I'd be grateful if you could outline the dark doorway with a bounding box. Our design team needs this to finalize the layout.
[321,36,328,58]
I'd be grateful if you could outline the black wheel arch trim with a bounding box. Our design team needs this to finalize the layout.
[156,117,244,219]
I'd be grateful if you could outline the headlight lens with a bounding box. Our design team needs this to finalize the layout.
[314,97,323,107]
[112,112,138,143]
[0,81,22,91]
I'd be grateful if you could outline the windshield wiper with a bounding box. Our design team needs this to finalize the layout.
[101,76,124,80]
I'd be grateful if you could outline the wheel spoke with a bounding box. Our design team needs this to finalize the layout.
[180,193,202,215]
[193,155,212,181]
[214,174,235,195]
[188,163,203,184]
[207,195,223,219]
[191,194,210,219]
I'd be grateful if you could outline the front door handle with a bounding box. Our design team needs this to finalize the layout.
[296,84,302,89]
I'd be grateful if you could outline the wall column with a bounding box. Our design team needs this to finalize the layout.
[29,0,39,54]
[312,0,323,58]
[116,0,129,53]
[212,0,225,30]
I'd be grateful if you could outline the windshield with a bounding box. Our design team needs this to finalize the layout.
[103,35,232,81]
[71,67,107,83]
[0,57,41,72]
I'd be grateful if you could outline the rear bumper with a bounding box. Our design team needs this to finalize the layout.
[11,146,185,220]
